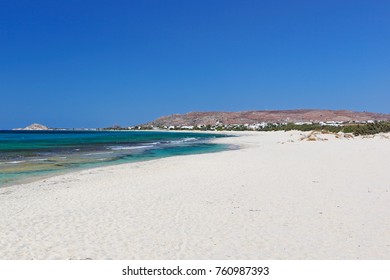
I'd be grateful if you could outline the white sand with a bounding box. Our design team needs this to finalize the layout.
[0,131,390,259]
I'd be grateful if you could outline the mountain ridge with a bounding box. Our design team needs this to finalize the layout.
[146,109,390,126]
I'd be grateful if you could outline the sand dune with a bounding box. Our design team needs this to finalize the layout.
[0,131,389,259]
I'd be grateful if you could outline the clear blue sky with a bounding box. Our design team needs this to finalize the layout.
[1,0,389,128]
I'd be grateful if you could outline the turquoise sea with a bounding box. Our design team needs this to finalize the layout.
[0,130,230,187]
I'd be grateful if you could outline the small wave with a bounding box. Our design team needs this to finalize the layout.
[5,160,26,164]
[109,145,154,150]
[84,152,114,156]
[167,137,199,144]
[29,158,48,162]
[184,137,198,141]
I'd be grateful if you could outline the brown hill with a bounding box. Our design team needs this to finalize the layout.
[146,110,390,126]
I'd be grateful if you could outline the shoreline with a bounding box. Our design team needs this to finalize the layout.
[1,131,390,259]
[0,131,232,189]
[0,130,234,190]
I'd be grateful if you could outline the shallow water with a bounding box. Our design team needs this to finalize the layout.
[0,130,230,186]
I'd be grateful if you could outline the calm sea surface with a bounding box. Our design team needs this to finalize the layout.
[0,130,230,186]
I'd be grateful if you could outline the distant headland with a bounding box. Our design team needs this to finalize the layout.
[12,123,50,131]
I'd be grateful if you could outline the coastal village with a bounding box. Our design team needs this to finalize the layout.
[129,120,372,131]
[128,110,390,133]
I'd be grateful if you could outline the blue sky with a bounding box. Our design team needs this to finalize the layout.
[1,0,389,128]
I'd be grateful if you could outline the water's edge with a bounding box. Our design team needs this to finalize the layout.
[0,130,236,188]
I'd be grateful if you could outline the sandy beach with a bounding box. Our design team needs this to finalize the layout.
[0,131,389,260]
